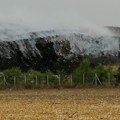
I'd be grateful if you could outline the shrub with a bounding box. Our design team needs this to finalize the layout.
[114,66,120,86]
[2,67,23,88]
[93,64,109,85]
[73,59,94,86]
[0,62,118,89]
[46,70,59,87]
[24,70,47,88]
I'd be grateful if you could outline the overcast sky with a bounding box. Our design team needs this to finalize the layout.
[0,0,120,30]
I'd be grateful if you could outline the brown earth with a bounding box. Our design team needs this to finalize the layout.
[0,89,120,120]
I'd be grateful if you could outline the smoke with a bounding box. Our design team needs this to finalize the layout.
[34,18,113,37]
[18,14,113,37]
[0,0,115,37]
[0,21,118,57]
[0,0,118,58]
[0,15,115,41]
[0,0,120,39]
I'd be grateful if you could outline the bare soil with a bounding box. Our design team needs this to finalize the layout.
[0,88,120,120]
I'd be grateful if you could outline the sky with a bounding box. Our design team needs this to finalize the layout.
[0,0,120,31]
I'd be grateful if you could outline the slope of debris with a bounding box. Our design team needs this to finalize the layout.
[0,30,119,72]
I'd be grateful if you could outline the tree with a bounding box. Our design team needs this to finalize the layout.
[73,59,94,86]
[3,67,23,88]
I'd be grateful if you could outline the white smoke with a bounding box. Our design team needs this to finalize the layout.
[0,23,31,41]
[0,20,114,40]
[0,22,118,57]
[45,30,119,57]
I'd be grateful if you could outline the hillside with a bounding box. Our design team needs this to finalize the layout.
[0,24,119,72]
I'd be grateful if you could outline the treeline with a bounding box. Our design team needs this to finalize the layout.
[0,59,120,89]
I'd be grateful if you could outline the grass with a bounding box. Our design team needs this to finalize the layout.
[0,88,120,120]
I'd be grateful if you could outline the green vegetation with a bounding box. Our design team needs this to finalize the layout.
[73,59,94,85]
[0,59,119,89]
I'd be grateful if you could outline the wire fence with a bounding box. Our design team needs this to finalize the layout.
[0,72,119,89]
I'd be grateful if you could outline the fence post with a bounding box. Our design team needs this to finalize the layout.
[14,76,16,87]
[3,76,7,87]
[95,74,98,86]
[92,74,97,86]
[108,73,111,86]
[58,74,61,86]
[24,75,27,86]
[35,76,38,87]
[95,74,103,86]
[70,74,73,86]
[83,73,85,85]
[47,75,49,86]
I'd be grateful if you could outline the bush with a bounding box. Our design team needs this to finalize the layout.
[72,59,114,86]
[93,64,110,85]
[73,59,94,86]
[46,70,59,87]
[114,66,120,86]
[24,70,47,88]
[1,67,23,88]
[0,62,118,89]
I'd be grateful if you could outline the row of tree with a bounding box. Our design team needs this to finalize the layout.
[0,59,119,89]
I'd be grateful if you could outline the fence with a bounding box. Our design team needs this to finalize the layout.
[0,72,118,89]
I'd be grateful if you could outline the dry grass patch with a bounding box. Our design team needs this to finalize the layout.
[0,89,120,120]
